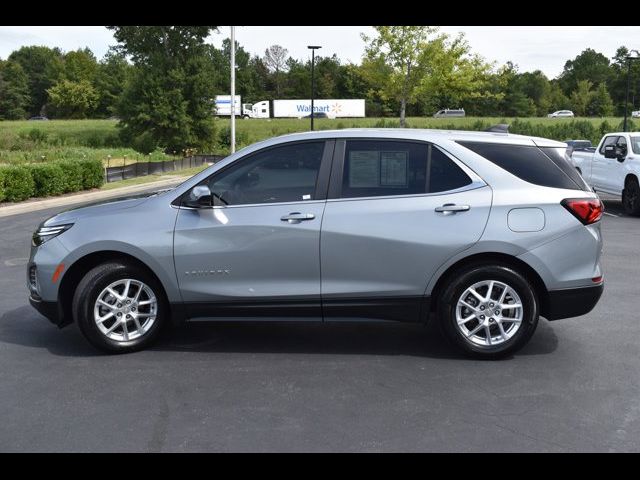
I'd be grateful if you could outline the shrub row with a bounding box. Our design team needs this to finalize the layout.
[0,158,104,203]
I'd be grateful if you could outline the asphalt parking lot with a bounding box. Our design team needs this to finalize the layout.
[0,192,638,452]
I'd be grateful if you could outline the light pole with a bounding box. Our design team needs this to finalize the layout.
[230,26,236,153]
[623,49,640,133]
[307,45,321,131]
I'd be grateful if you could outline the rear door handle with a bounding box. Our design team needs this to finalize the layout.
[435,204,470,213]
[280,212,316,223]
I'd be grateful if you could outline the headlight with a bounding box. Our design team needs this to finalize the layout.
[32,224,73,247]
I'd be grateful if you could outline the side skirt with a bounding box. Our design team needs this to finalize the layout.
[175,296,430,324]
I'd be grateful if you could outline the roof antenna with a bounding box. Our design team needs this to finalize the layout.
[485,124,509,133]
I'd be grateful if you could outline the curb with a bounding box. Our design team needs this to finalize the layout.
[0,175,191,219]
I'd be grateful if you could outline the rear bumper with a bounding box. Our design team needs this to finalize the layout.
[29,296,64,327]
[545,283,603,320]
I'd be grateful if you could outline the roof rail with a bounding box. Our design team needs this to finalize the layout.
[485,124,509,133]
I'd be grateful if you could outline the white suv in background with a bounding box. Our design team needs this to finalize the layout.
[548,110,575,118]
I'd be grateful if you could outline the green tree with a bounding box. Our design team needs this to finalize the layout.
[63,48,98,83]
[589,82,614,117]
[570,80,594,116]
[47,79,99,118]
[417,33,498,115]
[362,26,437,126]
[517,70,552,116]
[610,46,640,115]
[359,56,395,116]
[0,60,30,119]
[548,81,571,111]
[8,45,64,115]
[94,49,132,117]
[108,26,218,153]
[283,57,312,98]
[559,48,611,96]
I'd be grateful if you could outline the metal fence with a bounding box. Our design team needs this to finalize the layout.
[104,154,226,183]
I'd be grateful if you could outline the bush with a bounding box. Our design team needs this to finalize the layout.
[0,169,5,202]
[57,160,84,193]
[217,126,249,149]
[30,163,66,197]
[17,128,49,145]
[0,165,35,202]
[130,131,159,155]
[78,158,104,189]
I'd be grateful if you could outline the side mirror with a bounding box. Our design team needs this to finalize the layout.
[183,185,213,208]
[603,145,617,159]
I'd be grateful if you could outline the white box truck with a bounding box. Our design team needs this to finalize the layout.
[214,95,241,116]
[242,99,365,119]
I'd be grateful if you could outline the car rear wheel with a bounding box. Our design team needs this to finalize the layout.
[438,264,539,358]
[622,178,640,216]
[72,262,166,353]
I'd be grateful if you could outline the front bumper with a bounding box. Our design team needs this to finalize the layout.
[29,295,64,327]
[545,283,604,320]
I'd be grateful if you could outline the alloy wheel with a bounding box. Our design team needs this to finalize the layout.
[455,280,523,347]
[93,279,158,342]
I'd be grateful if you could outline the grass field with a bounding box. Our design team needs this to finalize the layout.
[0,116,633,165]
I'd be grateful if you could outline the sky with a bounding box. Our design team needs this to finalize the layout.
[0,26,638,78]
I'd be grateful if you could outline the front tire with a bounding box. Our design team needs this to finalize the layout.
[438,264,539,359]
[72,262,167,353]
[622,178,640,216]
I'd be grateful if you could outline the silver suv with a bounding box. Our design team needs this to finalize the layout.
[28,129,604,358]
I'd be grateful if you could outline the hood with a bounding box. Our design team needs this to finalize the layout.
[43,188,172,226]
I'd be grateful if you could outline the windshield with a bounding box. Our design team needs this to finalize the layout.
[631,136,640,154]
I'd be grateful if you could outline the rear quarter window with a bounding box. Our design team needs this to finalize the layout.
[457,141,587,191]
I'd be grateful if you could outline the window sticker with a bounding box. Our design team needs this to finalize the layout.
[380,151,408,187]
[349,151,380,187]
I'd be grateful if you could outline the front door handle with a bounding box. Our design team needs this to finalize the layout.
[435,203,470,214]
[280,212,316,224]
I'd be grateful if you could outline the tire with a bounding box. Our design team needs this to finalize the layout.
[437,264,539,359]
[72,261,167,353]
[622,178,640,216]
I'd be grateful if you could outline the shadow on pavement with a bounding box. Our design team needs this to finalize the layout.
[1,305,558,359]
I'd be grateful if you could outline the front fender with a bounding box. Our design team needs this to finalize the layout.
[57,241,181,303]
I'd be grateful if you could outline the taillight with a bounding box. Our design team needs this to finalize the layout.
[561,198,603,225]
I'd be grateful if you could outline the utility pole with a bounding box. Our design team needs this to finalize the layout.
[623,50,640,132]
[307,45,321,131]
[230,26,236,153]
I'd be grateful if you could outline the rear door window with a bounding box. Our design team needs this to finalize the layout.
[340,140,472,199]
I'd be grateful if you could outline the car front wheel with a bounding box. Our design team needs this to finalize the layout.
[72,262,166,353]
[438,264,539,358]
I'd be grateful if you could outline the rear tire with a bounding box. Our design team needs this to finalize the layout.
[622,178,640,216]
[437,264,539,359]
[72,262,167,354]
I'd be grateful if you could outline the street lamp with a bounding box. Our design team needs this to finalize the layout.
[230,26,236,153]
[307,45,321,131]
[623,49,640,133]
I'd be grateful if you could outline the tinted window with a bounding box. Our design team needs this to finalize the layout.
[540,147,590,191]
[631,136,640,154]
[599,136,619,154]
[430,147,473,193]
[458,141,585,191]
[207,142,324,205]
[341,140,472,198]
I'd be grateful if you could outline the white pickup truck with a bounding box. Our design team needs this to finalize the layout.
[572,132,640,215]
